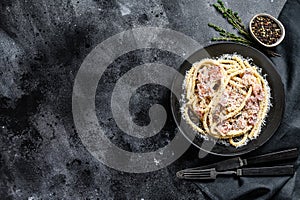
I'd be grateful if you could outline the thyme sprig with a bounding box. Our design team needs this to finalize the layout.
[208,0,252,44]
[212,0,251,40]
[208,23,251,44]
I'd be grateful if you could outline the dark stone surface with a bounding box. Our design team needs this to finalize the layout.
[0,0,286,199]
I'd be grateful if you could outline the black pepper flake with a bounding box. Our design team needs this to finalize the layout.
[251,16,282,45]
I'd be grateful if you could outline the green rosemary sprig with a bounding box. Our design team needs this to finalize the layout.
[211,37,252,44]
[208,0,252,45]
[212,0,251,39]
[208,23,251,44]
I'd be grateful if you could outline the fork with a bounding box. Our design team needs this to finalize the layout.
[176,165,294,180]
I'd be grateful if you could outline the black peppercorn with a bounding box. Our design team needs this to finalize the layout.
[251,15,282,45]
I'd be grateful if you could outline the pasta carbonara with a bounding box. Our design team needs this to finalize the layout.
[182,54,271,147]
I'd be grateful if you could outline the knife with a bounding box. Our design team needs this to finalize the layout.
[176,165,295,180]
[188,148,298,172]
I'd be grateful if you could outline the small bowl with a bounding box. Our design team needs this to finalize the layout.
[249,13,285,48]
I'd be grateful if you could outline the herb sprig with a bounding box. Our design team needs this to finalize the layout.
[208,23,251,44]
[208,0,252,45]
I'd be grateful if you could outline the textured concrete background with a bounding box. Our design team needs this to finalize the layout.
[0,0,286,199]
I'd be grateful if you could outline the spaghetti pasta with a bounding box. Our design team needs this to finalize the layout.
[182,54,271,147]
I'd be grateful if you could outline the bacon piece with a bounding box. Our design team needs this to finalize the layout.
[209,65,223,81]
[253,84,264,101]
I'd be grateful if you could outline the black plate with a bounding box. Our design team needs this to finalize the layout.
[171,42,285,156]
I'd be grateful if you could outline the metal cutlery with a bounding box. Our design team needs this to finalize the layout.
[176,165,295,180]
[188,148,298,172]
[176,148,298,180]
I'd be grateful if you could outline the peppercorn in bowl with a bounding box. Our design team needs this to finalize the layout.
[249,13,285,48]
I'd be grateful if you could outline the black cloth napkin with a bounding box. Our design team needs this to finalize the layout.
[193,0,300,199]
